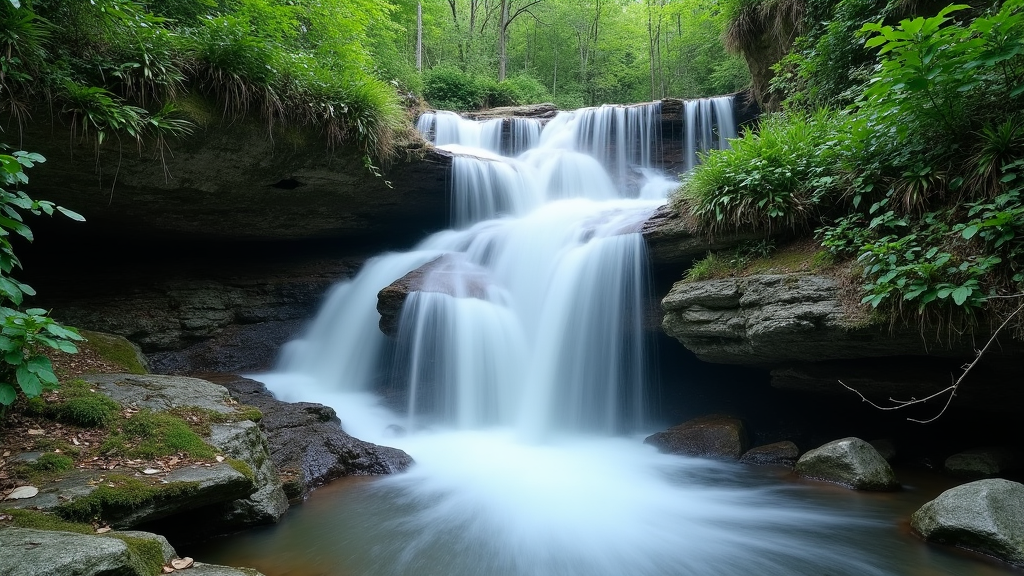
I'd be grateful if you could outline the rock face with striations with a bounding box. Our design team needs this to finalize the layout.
[20,114,452,242]
[215,376,413,500]
[795,437,899,491]
[376,255,493,337]
[644,414,749,459]
[912,479,1024,567]
[640,204,765,265]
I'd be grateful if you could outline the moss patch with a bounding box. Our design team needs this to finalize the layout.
[0,508,95,534]
[102,410,217,460]
[47,379,122,428]
[55,474,200,523]
[111,534,166,576]
[167,406,263,437]
[227,458,255,482]
[79,331,148,375]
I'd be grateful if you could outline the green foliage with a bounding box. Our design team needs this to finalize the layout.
[423,65,483,111]
[101,408,216,459]
[55,473,199,523]
[0,151,84,408]
[681,111,844,233]
[29,452,74,472]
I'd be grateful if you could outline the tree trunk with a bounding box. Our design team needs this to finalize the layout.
[499,0,510,81]
[416,2,423,72]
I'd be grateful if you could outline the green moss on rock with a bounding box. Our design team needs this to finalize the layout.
[55,474,201,523]
[111,534,166,576]
[79,330,148,375]
[0,508,95,534]
[103,409,217,459]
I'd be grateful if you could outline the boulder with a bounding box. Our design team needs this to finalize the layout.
[795,437,899,491]
[377,255,492,336]
[945,448,1021,478]
[911,479,1024,567]
[463,103,559,120]
[644,414,749,459]
[740,441,800,467]
[215,376,414,500]
[80,373,237,414]
[0,527,265,576]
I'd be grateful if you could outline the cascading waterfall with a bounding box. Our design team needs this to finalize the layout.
[684,95,737,171]
[248,98,914,576]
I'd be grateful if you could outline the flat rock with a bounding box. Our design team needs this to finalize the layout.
[644,414,749,459]
[945,448,1021,478]
[0,527,149,576]
[795,437,899,491]
[215,376,413,500]
[912,479,1024,567]
[740,441,799,467]
[80,374,236,414]
[6,486,39,500]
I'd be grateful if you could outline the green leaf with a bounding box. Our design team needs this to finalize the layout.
[26,355,52,374]
[961,225,979,239]
[16,365,42,397]
[0,382,15,406]
[56,206,86,222]
[951,286,972,306]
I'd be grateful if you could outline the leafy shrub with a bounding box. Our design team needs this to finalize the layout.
[680,111,844,233]
[423,65,483,111]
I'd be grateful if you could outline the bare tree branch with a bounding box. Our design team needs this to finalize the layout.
[838,298,1024,423]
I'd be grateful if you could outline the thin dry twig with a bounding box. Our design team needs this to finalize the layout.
[839,298,1024,423]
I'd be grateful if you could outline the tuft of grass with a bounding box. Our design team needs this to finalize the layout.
[29,452,74,473]
[55,474,200,523]
[102,409,216,459]
[0,508,94,534]
[58,394,121,428]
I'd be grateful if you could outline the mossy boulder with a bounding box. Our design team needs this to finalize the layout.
[0,527,167,576]
[644,414,750,459]
[79,330,149,374]
[945,448,1021,478]
[795,437,899,491]
[912,479,1024,567]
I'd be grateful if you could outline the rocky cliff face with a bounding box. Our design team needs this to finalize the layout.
[660,271,1024,412]
[19,114,452,243]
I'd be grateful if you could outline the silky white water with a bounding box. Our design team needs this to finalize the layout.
[245,99,921,575]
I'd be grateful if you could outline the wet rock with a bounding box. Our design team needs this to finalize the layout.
[945,448,1021,478]
[81,374,236,414]
[377,255,492,337]
[195,420,290,533]
[644,414,749,459]
[740,441,799,467]
[640,204,763,265]
[215,376,414,500]
[795,437,899,491]
[911,479,1024,567]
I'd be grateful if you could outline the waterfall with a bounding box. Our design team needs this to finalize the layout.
[683,95,738,171]
[238,97,926,576]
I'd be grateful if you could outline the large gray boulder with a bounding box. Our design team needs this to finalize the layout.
[912,479,1024,567]
[80,373,237,414]
[795,437,899,491]
[644,414,749,459]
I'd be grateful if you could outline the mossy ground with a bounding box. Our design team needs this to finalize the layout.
[0,508,95,534]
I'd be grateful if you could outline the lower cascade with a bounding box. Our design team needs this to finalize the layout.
[234,98,968,575]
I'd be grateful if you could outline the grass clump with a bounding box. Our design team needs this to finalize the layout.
[28,452,74,473]
[53,380,121,428]
[55,474,199,523]
[0,508,94,534]
[102,409,216,460]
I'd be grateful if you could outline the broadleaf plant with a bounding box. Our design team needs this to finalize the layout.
[0,148,84,408]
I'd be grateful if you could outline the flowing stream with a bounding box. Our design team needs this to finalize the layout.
[196,98,1017,576]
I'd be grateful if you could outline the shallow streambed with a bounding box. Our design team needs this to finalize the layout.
[189,431,1017,576]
